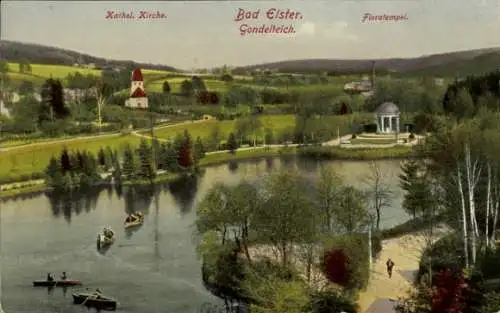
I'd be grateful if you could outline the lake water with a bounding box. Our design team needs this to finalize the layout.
[0,156,407,313]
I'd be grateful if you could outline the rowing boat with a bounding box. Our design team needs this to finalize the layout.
[124,212,144,229]
[33,280,82,287]
[72,292,117,311]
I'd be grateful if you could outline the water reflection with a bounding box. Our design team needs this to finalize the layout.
[228,160,239,173]
[46,188,101,223]
[168,174,200,215]
[123,184,155,215]
[199,301,248,313]
[265,157,274,170]
[124,223,143,239]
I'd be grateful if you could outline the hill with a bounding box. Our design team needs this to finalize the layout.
[0,40,181,72]
[232,47,500,76]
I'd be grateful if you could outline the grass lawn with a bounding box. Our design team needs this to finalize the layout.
[199,146,296,166]
[0,135,141,183]
[6,63,173,86]
[7,63,102,79]
[147,114,296,141]
[350,138,398,145]
[146,77,229,93]
[6,72,46,87]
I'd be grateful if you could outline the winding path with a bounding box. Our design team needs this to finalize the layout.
[359,226,448,313]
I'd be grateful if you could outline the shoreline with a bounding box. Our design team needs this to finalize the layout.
[0,145,415,200]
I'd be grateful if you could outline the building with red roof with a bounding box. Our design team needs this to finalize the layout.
[125,68,148,109]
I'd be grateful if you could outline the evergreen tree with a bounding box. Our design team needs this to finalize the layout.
[178,130,194,168]
[76,150,85,172]
[112,154,122,183]
[193,136,206,164]
[162,81,171,94]
[45,156,63,188]
[60,147,72,173]
[157,143,168,170]
[227,132,238,154]
[399,160,433,218]
[122,144,136,180]
[137,138,155,181]
[41,78,70,120]
[164,141,179,172]
[97,147,106,167]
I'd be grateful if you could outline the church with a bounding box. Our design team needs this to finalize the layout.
[124,68,149,109]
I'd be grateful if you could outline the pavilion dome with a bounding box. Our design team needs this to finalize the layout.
[375,102,400,115]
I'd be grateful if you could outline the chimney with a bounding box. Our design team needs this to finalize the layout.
[371,61,376,90]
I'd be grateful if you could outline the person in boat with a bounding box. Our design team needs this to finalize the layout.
[125,215,134,223]
[47,273,54,281]
[61,272,67,280]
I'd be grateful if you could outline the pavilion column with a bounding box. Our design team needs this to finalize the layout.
[396,116,400,132]
[388,116,392,132]
[380,116,384,133]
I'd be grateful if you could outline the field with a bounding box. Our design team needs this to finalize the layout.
[145,114,296,140]
[146,77,229,93]
[6,63,174,86]
[0,135,141,183]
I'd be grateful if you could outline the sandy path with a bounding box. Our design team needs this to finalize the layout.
[359,227,449,313]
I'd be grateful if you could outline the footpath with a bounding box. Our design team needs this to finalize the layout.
[359,226,449,313]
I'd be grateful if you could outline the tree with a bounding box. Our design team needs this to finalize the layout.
[221,74,234,83]
[18,80,34,95]
[178,130,194,168]
[192,76,207,93]
[97,147,106,167]
[227,132,238,154]
[316,166,344,234]
[45,156,63,188]
[399,160,431,218]
[137,138,155,181]
[253,169,315,265]
[334,186,370,234]
[208,125,222,151]
[180,79,195,97]
[41,78,69,120]
[162,81,171,94]
[196,183,232,245]
[364,161,392,230]
[60,147,72,173]
[122,144,136,180]
[193,136,206,164]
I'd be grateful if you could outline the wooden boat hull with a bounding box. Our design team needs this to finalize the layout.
[33,280,82,287]
[72,293,117,311]
[97,235,115,249]
[124,218,143,229]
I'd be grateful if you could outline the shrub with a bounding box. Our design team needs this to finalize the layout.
[416,234,466,284]
[351,134,357,139]
[363,123,378,133]
[308,289,358,313]
[409,133,415,140]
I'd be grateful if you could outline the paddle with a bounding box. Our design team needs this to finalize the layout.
[80,293,98,306]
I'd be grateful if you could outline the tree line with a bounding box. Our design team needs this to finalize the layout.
[44,130,206,190]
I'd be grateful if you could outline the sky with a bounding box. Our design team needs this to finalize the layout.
[2,0,500,70]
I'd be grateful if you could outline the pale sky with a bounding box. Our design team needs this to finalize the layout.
[2,0,500,69]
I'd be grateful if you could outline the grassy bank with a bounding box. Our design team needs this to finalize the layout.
[299,145,416,160]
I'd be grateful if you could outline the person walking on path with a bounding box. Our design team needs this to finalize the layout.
[386,258,395,278]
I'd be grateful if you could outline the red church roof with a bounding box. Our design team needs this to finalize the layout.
[131,87,147,98]
[131,68,144,81]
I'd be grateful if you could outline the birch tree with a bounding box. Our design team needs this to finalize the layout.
[365,161,392,230]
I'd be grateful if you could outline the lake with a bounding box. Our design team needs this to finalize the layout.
[0,156,408,313]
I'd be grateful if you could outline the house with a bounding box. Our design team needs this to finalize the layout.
[124,69,149,109]
[63,88,97,103]
[201,114,215,120]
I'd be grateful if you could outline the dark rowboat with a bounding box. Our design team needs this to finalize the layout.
[33,280,82,287]
[72,292,117,311]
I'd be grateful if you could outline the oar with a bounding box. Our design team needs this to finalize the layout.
[80,294,98,306]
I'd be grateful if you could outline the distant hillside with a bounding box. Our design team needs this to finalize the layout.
[232,47,500,76]
[0,40,182,72]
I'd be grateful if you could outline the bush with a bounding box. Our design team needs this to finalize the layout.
[409,133,415,140]
[321,234,377,290]
[416,233,466,284]
[351,134,357,139]
[363,123,378,133]
[308,289,358,313]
